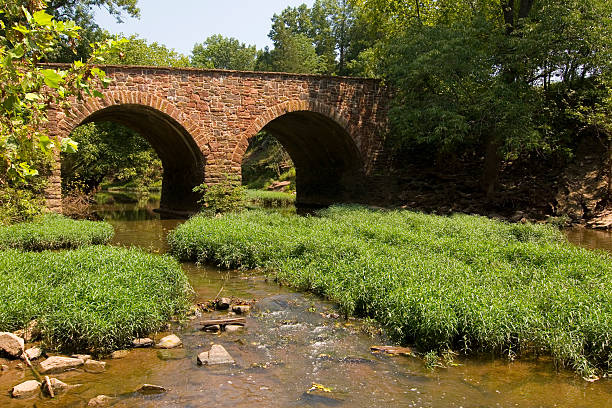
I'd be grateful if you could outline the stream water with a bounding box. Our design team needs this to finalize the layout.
[1,200,611,407]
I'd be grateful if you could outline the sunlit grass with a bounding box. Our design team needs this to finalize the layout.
[0,214,114,250]
[245,189,296,208]
[0,245,191,353]
[168,205,612,376]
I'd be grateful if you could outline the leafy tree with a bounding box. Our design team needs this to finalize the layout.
[62,122,162,192]
[191,34,257,71]
[0,1,123,222]
[105,34,188,67]
[269,32,325,74]
[355,0,611,195]
[44,0,140,62]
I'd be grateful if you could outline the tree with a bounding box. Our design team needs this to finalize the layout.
[191,35,257,71]
[269,32,325,74]
[62,122,162,192]
[105,34,188,67]
[355,0,611,196]
[0,1,123,221]
[44,0,139,62]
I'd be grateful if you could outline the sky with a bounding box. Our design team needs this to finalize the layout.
[93,0,315,56]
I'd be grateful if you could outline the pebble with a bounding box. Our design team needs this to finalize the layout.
[197,344,234,365]
[84,359,106,373]
[111,350,130,359]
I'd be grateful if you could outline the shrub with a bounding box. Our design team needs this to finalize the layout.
[168,206,612,376]
[0,245,191,353]
[246,189,295,207]
[0,213,114,250]
[193,178,246,214]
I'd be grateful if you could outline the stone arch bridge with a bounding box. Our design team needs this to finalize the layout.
[44,65,390,214]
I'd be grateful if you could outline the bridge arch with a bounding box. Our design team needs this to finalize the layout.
[232,100,365,206]
[57,92,207,214]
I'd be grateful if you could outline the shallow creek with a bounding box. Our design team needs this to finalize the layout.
[1,203,612,407]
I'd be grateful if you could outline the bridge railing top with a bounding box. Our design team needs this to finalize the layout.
[40,63,383,83]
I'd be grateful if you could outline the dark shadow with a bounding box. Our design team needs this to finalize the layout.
[79,104,205,213]
[260,110,364,207]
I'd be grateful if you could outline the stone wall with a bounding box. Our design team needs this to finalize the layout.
[44,65,389,213]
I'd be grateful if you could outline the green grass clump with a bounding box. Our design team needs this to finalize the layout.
[0,245,191,353]
[168,206,612,376]
[246,189,296,208]
[0,214,114,250]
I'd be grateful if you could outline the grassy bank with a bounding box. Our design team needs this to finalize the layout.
[168,206,612,376]
[0,246,190,353]
[0,214,114,250]
[246,189,295,207]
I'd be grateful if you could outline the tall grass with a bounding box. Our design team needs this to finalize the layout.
[0,246,191,353]
[0,214,114,250]
[168,206,612,376]
[245,189,295,207]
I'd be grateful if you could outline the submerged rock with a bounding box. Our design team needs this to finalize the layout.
[132,337,154,348]
[111,350,129,359]
[11,380,41,398]
[39,356,84,373]
[156,334,182,349]
[0,332,24,358]
[137,383,167,394]
[44,377,77,395]
[197,344,234,366]
[156,349,187,361]
[84,359,106,373]
[88,395,116,406]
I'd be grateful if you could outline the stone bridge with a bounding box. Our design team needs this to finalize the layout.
[44,65,389,214]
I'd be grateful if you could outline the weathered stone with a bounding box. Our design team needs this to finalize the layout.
[13,320,40,343]
[88,395,115,406]
[39,356,84,373]
[0,332,24,358]
[72,354,91,362]
[43,66,389,215]
[111,350,129,359]
[84,359,106,373]
[43,377,76,395]
[225,324,243,333]
[25,347,42,360]
[197,344,234,366]
[156,334,182,349]
[137,383,167,394]
[132,337,154,348]
[11,380,40,398]
[216,297,231,310]
[232,305,250,314]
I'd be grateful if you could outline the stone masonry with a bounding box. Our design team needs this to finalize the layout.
[44,65,389,214]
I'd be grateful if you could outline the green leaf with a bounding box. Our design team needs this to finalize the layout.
[41,69,63,88]
[92,89,104,98]
[8,44,24,59]
[60,137,79,153]
[24,93,39,101]
[32,10,53,26]
[38,134,55,151]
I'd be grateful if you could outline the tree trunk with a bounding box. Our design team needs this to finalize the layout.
[482,136,502,198]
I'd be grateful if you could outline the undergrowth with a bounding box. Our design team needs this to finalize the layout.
[168,205,612,377]
[0,245,191,353]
